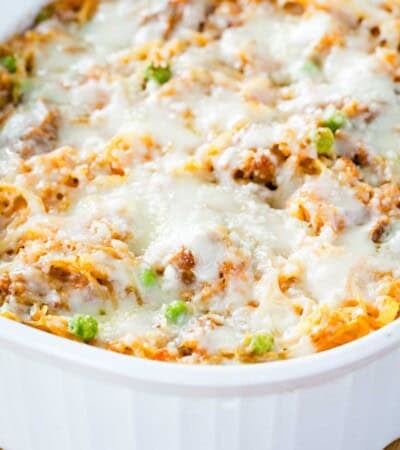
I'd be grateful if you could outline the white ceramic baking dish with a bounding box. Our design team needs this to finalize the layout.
[0,317,399,450]
[1,3,400,450]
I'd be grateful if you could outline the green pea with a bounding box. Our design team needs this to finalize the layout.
[68,314,98,342]
[0,55,17,74]
[321,110,347,133]
[35,5,55,24]
[301,60,320,77]
[245,332,274,355]
[140,268,158,288]
[164,300,188,324]
[314,127,335,156]
[144,63,172,85]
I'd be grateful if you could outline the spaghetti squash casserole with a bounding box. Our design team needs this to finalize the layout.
[0,0,399,363]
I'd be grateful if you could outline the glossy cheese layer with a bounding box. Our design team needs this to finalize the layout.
[0,0,399,363]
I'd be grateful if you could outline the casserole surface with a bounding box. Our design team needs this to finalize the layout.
[0,0,400,364]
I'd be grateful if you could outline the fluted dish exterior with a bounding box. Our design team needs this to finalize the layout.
[0,318,399,450]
